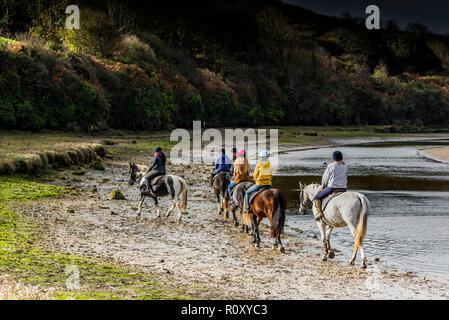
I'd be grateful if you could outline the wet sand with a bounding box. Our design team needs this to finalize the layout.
[421,146,449,164]
[16,156,449,299]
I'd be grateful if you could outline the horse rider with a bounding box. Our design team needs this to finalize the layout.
[210,148,233,186]
[227,149,250,198]
[244,151,273,213]
[231,147,237,172]
[313,150,348,221]
[146,146,166,195]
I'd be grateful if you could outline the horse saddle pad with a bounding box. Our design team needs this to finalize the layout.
[151,175,165,185]
[230,183,239,197]
[322,189,346,211]
[249,186,272,205]
[212,171,230,183]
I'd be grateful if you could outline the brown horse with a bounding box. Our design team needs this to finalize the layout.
[249,189,287,252]
[212,171,232,217]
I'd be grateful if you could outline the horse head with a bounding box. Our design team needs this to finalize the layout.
[298,181,312,215]
[128,162,138,185]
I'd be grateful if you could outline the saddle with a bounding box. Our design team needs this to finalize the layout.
[212,171,230,184]
[321,189,346,211]
[151,175,165,185]
[249,186,271,205]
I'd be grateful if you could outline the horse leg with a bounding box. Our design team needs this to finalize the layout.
[166,200,176,218]
[316,221,328,261]
[176,200,183,221]
[348,223,358,265]
[276,234,285,253]
[254,216,262,248]
[223,197,229,218]
[250,214,259,246]
[216,194,222,215]
[359,245,367,268]
[326,226,335,259]
[232,209,239,227]
[137,195,145,220]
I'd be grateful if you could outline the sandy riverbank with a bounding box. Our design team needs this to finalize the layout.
[14,154,448,299]
[421,146,449,164]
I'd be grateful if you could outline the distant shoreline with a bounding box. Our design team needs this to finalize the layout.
[420,146,449,164]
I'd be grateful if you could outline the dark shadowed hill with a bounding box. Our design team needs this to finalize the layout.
[1,0,449,131]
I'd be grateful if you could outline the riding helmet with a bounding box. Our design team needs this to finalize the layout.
[259,151,269,158]
[155,146,162,153]
[237,149,246,156]
[333,151,343,161]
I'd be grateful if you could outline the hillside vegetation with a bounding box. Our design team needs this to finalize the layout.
[1,0,449,131]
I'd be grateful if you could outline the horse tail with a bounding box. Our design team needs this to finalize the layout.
[221,174,229,199]
[270,190,285,238]
[354,194,369,250]
[180,177,188,213]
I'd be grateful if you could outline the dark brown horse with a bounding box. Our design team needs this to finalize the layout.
[212,171,231,217]
[249,189,287,252]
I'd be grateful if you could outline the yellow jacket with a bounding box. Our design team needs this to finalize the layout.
[233,157,250,183]
[253,161,273,186]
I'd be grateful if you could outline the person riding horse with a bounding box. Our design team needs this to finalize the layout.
[145,146,166,195]
[244,151,273,213]
[227,149,250,199]
[210,148,233,186]
[313,150,348,221]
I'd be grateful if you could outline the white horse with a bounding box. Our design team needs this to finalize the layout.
[298,182,369,268]
[128,163,188,221]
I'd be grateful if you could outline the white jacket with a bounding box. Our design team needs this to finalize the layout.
[322,162,348,188]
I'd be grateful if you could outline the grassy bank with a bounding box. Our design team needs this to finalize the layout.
[0,175,192,300]
[275,125,406,144]
[0,131,180,174]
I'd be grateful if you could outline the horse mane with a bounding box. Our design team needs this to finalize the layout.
[305,183,322,198]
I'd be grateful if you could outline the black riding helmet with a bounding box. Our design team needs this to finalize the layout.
[155,146,162,153]
[333,151,343,161]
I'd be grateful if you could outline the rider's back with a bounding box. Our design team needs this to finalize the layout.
[323,162,348,189]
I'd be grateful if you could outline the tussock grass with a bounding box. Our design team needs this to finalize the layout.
[0,133,106,175]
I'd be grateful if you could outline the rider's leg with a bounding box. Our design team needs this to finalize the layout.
[227,181,237,199]
[147,171,162,195]
[244,184,261,213]
[313,187,334,221]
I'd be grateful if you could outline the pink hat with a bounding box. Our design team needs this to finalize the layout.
[236,149,246,156]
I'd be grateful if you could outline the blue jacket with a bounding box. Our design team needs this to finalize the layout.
[215,154,232,171]
[149,152,166,173]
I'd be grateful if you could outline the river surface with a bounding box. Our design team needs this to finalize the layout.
[273,137,449,280]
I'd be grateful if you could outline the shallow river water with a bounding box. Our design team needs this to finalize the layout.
[274,137,449,280]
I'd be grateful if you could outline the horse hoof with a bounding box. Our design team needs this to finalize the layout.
[279,247,285,253]
[349,260,355,266]
[272,245,277,251]
[321,256,328,262]
[254,243,260,248]
[234,222,239,227]
[328,252,335,259]
[361,259,367,268]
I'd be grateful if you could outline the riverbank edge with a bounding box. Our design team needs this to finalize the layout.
[420,146,449,164]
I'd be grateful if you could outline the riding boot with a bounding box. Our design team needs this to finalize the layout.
[146,178,154,196]
[314,199,323,221]
[209,174,214,187]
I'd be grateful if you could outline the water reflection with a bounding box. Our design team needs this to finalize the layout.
[275,138,449,279]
